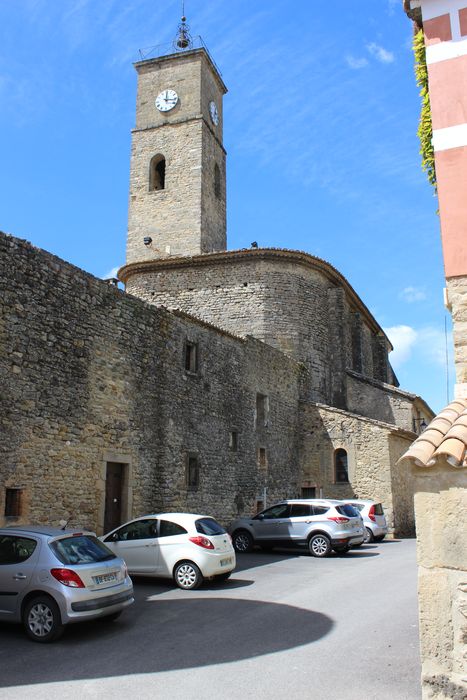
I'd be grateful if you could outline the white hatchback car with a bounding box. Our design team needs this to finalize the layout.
[101,513,236,590]
[340,500,388,543]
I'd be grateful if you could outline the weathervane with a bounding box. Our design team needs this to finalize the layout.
[174,1,192,51]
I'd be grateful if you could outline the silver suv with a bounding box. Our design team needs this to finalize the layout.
[229,499,364,557]
[0,526,134,642]
[340,500,388,543]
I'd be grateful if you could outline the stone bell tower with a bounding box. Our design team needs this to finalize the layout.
[125,19,227,265]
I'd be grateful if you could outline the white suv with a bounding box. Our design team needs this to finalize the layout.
[229,499,364,557]
[340,500,388,543]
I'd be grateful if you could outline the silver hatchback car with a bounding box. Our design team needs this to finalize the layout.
[0,526,134,642]
[229,499,365,557]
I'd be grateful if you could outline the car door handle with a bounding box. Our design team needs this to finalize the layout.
[13,574,27,580]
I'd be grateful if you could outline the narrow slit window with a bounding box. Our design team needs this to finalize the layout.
[229,431,238,452]
[214,163,221,199]
[258,447,267,469]
[5,488,22,517]
[186,454,200,491]
[256,393,269,428]
[184,341,198,373]
[149,154,166,191]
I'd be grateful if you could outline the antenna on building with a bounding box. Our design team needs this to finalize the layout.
[174,1,192,51]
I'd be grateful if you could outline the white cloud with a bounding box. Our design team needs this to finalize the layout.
[367,42,395,64]
[102,266,119,280]
[345,55,369,70]
[384,325,417,367]
[399,286,427,303]
[384,324,453,370]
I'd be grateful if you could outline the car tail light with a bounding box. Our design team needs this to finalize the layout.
[51,568,85,588]
[189,536,215,550]
[368,506,376,522]
[328,516,349,523]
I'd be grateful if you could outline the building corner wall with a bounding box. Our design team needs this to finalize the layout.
[411,463,467,700]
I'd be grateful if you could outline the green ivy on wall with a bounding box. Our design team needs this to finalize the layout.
[413,28,437,191]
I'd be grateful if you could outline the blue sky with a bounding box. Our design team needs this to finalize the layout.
[0,0,454,413]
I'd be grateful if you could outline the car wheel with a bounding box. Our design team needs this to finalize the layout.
[364,527,374,543]
[308,533,332,558]
[232,529,254,553]
[23,595,64,643]
[174,561,203,590]
[374,534,386,542]
[215,572,232,582]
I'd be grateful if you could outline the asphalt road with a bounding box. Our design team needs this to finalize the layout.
[0,538,421,700]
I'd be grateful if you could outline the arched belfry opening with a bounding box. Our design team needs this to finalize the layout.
[149,154,166,191]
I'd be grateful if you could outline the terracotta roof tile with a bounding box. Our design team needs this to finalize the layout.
[399,398,467,468]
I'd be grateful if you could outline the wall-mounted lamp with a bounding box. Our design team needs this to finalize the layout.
[414,417,428,432]
[143,236,152,246]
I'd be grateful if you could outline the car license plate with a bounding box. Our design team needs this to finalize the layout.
[220,557,232,567]
[93,572,118,585]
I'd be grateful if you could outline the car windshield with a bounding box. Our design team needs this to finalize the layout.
[336,504,359,518]
[50,535,116,565]
[195,518,226,536]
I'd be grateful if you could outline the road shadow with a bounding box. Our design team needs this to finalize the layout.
[0,598,333,686]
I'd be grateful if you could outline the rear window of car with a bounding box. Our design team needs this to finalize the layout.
[195,518,226,536]
[373,504,384,515]
[336,504,359,518]
[159,520,187,537]
[0,535,37,565]
[311,506,329,516]
[50,535,116,565]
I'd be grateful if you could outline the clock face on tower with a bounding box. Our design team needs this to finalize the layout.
[155,89,179,112]
[209,100,219,126]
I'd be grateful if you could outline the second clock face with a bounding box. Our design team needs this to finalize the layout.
[155,89,179,112]
[209,100,219,126]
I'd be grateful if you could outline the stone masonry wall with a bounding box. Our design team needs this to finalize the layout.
[0,232,300,532]
[412,465,467,698]
[447,275,467,399]
[346,370,430,430]
[300,403,415,535]
[124,252,394,410]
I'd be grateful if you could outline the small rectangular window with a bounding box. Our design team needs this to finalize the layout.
[184,341,198,373]
[4,488,22,517]
[229,431,238,451]
[186,454,200,491]
[257,447,267,469]
[301,487,316,499]
[256,393,269,428]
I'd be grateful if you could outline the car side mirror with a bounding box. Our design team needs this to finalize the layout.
[257,513,265,520]
[110,532,119,541]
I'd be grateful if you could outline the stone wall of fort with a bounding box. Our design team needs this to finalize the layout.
[0,232,300,532]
